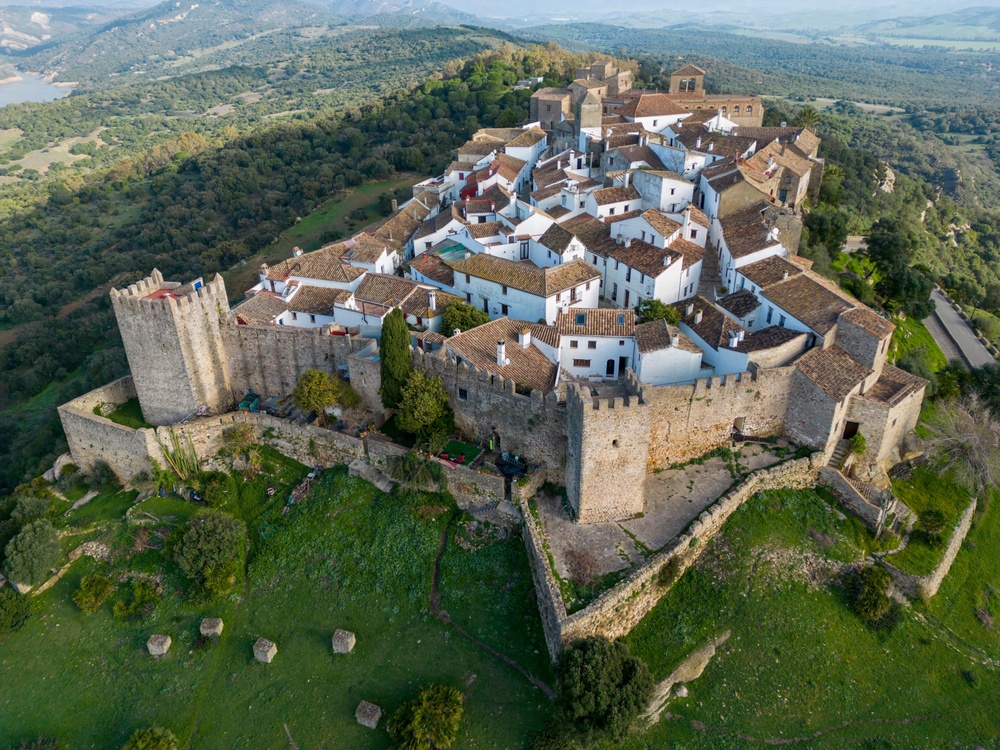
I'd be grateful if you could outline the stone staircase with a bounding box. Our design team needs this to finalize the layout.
[698,243,722,298]
[828,439,851,469]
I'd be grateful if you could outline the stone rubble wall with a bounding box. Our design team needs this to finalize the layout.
[818,466,884,531]
[522,456,820,658]
[884,498,977,600]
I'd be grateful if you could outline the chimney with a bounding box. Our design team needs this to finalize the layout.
[728,330,740,349]
[696,136,702,149]
[490,201,496,212]
[497,340,508,367]
[428,289,436,311]
[465,250,471,259]
[693,310,703,325]
[782,270,789,280]
[708,142,714,152]
[453,328,461,337]
[462,206,467,219]
[519,327,532,348]
[623,171,630,187]
[391,198,398,212]
[624,237,632,248]
[670,333,680,347]
[292,247,303,257]
[616,234,624,245]
[260,262,269,277]
[684,303,694,316]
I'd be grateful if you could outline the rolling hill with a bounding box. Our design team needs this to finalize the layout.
[857,7,1000,41]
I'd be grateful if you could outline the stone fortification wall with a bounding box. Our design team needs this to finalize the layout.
[56,377,160,481]
[223,323,363,399]
[883,498,977,600]
[347,342,385,420]
[784,369,845,452]
[847,387,924,466]
[818,467,885,530]
[112,271,232,426]
[566,387,649,523]
[414,348,569,471]
[635,367,794,469]
[523,456,819,658]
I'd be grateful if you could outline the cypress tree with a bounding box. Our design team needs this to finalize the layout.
[380,307,411,409]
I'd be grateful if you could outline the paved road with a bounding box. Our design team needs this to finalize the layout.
[923,289,995,369]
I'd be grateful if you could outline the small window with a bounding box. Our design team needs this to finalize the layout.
[573,359,591,367]
[609,207,615,216]
[478,216,486,224]
[617,314,624,325]
[690,230,698,239]
[586,281,591,290]
[624,205,629,212]
[626,268,631,282]
[576,313,586,325]
[466,292,472,302]
[556,292,562,302]
[746,105,752,115]
[291,312,298,321]
[570,340,579,349]
[310,314,316,324]
[619,339,625,346]
[779,314,786,326]
[465,274,471,283]
[653,119,658,127]
[458,388,468,401]
[588,341,597,349]
[501,303,509,315]
[733,105,740,114]
[502,285,508,295]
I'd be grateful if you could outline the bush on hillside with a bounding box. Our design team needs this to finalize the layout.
[13,736,60,750]
[174,510,247,595]
[555,636,654,743]
[3,519,60,586]
[844,565,903,632]
[388,684,464,750]
[10,495,51,524]
[112,579,161,622]
[121,726,178,750]
[0,589,32,634]
[73,574,115,614]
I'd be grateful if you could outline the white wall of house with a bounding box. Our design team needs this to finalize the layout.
[677,261,702,300]
[276,310,338,329]
[757,297,813,335]
[680,324,750,373]
[614,215,681,249]
[414,220,466,257]
[560,335,635,379]
[585,194,639,219]
[635,345,704,385]
[604,255,683,309]
[718,240,784,292]
[623,112,689,133]
[633,170,695,213]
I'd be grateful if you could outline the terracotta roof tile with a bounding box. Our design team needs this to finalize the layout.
[762,274,853,336]
[718,289,760,318]
[592,185,641,206]
[538,223,575,254]
[635,319,701,354]
[673,295,745,349]
[735,326,808,353]
[796,345,873,401]
[451,255,599,297]
[668,237,704,269]
[609,240,679,278]
[672,64,705,77]
[719,203,782,259]
[618,93,689,119]
[233,293,287,325]
[563,214,617,257]
[556,308,634,337]
[410,254,455,287]
[738,255,803,288]
[288,286,346,315]
[642,209,682,238]
[446,317,558,393]
[840,306,894,340]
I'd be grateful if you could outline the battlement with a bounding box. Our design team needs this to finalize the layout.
[111,271,228,317]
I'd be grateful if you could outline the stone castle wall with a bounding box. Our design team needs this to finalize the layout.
[847,387,923,466]
[111,271,232,426]
[523,456,820,658]
[414,348,569,471]
[56,376,161,482]
[222,323,363,400]
[635,367,794,470]
[566,387,649,522]
[884,498,977,600]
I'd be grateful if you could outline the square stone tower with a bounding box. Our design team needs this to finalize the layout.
[110,269,233,426]
[565,386,650,523]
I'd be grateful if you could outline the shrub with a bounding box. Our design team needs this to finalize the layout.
[174,510,247,595]
[529,727,579,750]
[87,460,120,492]
[657,556,683,589]
[292,368,339,424]
[388,684,464,750]
[844,565,902,632]
[112,579,161,621]
[0,589,32,634]
[555,636,653,742]
[337,379,362,409]
[918,508,947,543]
[4,519,60,586]
[396,370,454,448]
[440,301,490,333]
[73,574,115,613]
[635,299,680,325]
[10,495,50,525]
[198,471,237,508]
[849,432,867,456]
[121,726,178,750]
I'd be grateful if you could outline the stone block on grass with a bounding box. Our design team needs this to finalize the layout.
[355,700,382,729]
[200,618,224,638]
[253,637,277,664]
[147,634,171,657]
[332,629,356,654]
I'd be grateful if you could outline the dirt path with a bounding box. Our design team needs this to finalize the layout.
[429,517,555,700]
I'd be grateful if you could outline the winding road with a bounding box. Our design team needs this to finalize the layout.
[923,290,995,369]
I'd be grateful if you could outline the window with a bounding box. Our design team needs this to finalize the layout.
[291,312,298,321]
[570,340,579,349]
[690,230,698,239]
[746,105,752,115]
[766,306,773,324]
[416,317,422,325]
[556,292,561,302]
[478,216,486,223]
[733,105,740,114]
[520,241,529,259]
[576,313,586,325]
[624,205,629,212]
[617,314,624,325]
[653,119,658,127]
[310,314,316,324]
[426,241,432,250]
[641,231,646,241]
[573,359,591,367]
[615,260,620,271]
[721,106,727,114]
[779,314,786,326]
[626,268,632,283]
[588,341,597,349]
[458,388,468,401]
[548,251,552,259]
[586,281,591,290]
[465,292,472,302]
[502,285,508,295]
[501,303,509,315]
[561,195,567,206]
[670,188,675,196]
[609,207,616,215]
[611,282,618,301]
[570,288,578,302]
[465,274,471,283]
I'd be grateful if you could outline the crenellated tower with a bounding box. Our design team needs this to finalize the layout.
[110,269,233,426]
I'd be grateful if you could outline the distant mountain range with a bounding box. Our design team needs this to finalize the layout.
[0,5,119,52]
[856,6,1000,40]
[324,0,482,26]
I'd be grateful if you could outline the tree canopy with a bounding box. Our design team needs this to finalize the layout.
[440,301,489,334]
[3,519,59,586]
[396,370,454,449]
[380,307,412,409]
[635,299,680,326]
[292,368,338,424]
[173,511,247,595]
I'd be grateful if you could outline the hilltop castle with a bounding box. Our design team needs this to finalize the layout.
[58,63,925,526]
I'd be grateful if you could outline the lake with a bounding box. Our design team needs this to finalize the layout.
[0,73,73,107]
